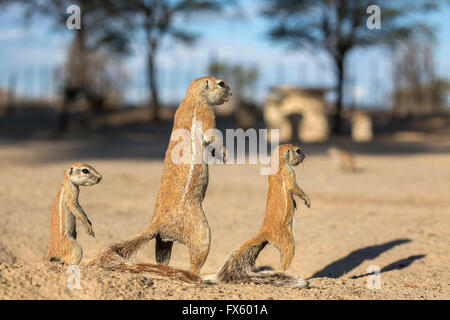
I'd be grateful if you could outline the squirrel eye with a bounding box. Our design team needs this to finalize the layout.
[295,148,301,154]
[218,81,226,88]
[82,169,90,174]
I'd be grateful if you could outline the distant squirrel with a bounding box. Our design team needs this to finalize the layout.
[46,163,102,265]
[89,76,231,276]
[328,146,356,173]
[207,144,311,288]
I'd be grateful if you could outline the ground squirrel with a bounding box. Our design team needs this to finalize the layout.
[327,146,356,173]
[46,163,102,265]
[211,144,310,288]
[90,76,231,275]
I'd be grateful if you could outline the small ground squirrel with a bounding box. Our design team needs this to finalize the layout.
[212,144,310,288]
[46,163,101,265]
[328,146,356,173]
[90,76,231,275]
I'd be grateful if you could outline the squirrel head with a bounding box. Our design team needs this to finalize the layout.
[275,144,305,168]
[65,163,102,186]
[187,76,232,106]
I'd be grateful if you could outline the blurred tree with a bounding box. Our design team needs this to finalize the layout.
[102,0,231,122]
[208,61,260,130]
[431,79,450,110]
[208,61,259,101]
[392,43,450,116]
[392,39,432,117]
[2,0,127,131]
[2,0,125,86]
[263,0,442,134]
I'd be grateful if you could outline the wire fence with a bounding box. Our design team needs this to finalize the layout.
[0,52,448,110]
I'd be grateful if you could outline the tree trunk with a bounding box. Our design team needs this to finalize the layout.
[58,30,87,133]
[147,50,160,122]
[333,57,345,135]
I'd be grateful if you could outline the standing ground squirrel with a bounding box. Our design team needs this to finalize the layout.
[46,163,102,265]
[327,146,356,173]
[211,144,310,288]
[90,76,231,275]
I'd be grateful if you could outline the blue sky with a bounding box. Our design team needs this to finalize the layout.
[0,1,449,106]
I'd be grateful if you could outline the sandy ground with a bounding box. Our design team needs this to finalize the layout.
[0,133,449,300]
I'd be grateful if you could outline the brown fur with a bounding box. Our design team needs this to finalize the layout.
[90,76,231,275]
[328,146,356,173]
[46,163,102,265]
[88,251,201,284]
[214,144,310,288]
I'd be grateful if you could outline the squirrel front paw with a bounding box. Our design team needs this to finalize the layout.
[85,223,96,238]
[304,197,311,208]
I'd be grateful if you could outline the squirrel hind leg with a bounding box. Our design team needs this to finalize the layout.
[270,232,295,271]
[188,243,210,275]
[62,240,83,265]
[155,236,173,265]
[279,244,295,271]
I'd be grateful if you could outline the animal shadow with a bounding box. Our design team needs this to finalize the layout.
[349,254,426,279]
[310,238,411,279]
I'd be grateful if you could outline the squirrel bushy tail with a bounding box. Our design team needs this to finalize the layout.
[216,234,267,282]
[111,228,157,259]
[88,246,201,284]
[88,227,157,267]
[88,228,202,284]
[215,233,308,289]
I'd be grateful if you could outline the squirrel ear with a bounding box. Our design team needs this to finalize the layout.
[205,80,209,90]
